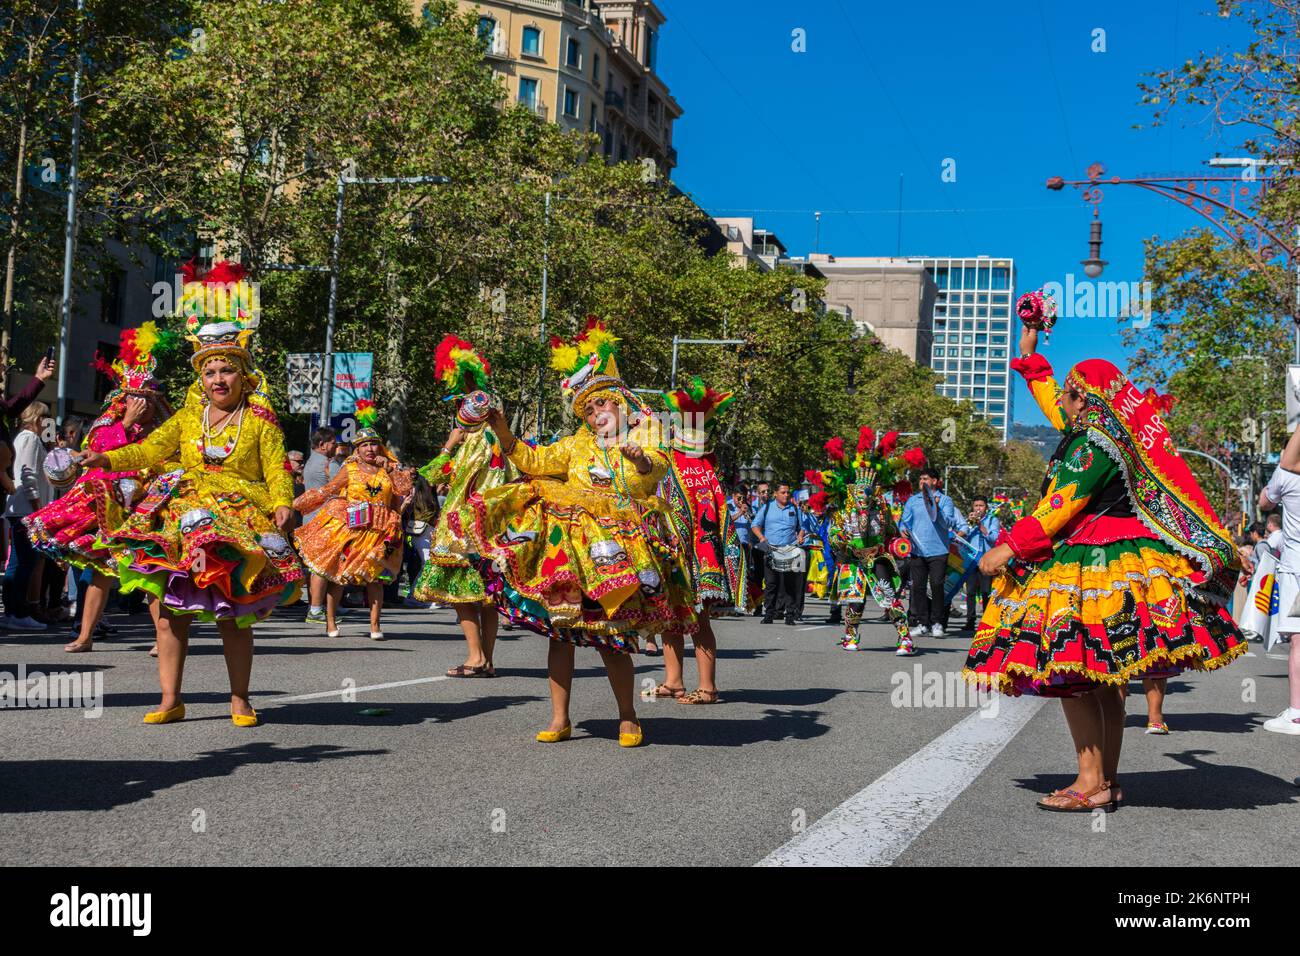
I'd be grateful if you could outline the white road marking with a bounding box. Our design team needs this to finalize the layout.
[757,695,1046,867]
[1267,654,1290,661]
[798,625,831,632]
[270,675,451,704]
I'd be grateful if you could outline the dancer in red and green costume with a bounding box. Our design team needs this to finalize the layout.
[652,376,753,704]
[809,427,924,653]
[963,342,1246,811]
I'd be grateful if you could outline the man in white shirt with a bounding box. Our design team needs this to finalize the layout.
[1258,418,1300,736]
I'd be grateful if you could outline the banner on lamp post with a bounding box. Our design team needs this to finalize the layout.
[331,352,373,417]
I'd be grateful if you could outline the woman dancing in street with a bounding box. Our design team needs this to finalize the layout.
[27,323,175,653]
[293,401,412,641]
[461,320,696,746]
[414,335,514,677]
[79,263,301,726]
[965,339,1246,811]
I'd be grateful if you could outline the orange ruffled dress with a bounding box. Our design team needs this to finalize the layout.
[293,459,411,585]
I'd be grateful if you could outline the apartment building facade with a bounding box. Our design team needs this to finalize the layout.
[453,0,682,175]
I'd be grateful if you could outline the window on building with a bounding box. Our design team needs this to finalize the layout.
[564,87,579,118]
[589,110,597,132]
[477,16,496,47]
[646,27,658,70]
[961,334,973,344]
[566,37,581,68]
[975,333,988,345]
[593,52,600,84]
[973,387,986,398]
[992,267,1010,289]
[522,26,541,57]
[961,361,972,371]
[974,346,987,358]
[977,292,988,304]
[934,267,948,289]
[962,306,973,318]
[947,347,958,357]
[933,333,945,344]
[518,77,539,109]
[100,270,125,326]
[604,128,613,155]
[973,373,986,385]
[990,347,1007,359]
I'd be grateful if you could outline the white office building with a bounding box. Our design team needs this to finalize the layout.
[908,256,1016,440]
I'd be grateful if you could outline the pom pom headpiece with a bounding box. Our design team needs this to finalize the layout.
[550,317,646,417]
[91,320,178,408]
[814,425,926,512]
[180,261,260,373]
[662,376,735,453]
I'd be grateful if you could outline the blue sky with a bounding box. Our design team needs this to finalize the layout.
[656,0,1255,424]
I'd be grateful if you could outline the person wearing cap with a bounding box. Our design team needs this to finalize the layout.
[293,400,412,641]
[79,261,302,728]
[469,318,696,748]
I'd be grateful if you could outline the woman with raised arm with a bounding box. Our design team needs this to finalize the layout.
[465,319,696,747]
[965,322,1246,811]
[79,263,301,727]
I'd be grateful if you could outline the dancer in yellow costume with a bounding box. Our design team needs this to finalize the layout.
[466,319,696,747]
[79,261,301,728]
[293,401,412,641]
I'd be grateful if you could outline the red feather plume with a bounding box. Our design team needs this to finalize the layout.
[824,436,846,462]
[877,430,899,457]
[856,426,875,454]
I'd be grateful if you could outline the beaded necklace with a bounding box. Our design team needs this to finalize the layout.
[202,400,246,464]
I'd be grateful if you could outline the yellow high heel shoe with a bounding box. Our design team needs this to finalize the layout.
[142,703,185,725]
[618,725,644,748]
[231,707,260,728]
[535,725,571,743]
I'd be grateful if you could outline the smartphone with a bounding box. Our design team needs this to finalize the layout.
[44,346,55,363]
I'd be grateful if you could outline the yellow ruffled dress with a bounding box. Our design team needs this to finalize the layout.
[464,418,696,650]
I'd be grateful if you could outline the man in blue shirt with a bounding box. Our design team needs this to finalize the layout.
[752,482,804,625]
[962,495,1001,632]
[897,467,970,639]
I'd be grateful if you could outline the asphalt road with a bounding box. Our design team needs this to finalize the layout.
[1,599,1295,866]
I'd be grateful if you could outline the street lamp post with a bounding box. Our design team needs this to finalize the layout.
[1047,160,1298,359]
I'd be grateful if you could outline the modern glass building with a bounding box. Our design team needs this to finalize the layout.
[908,256,1015,441]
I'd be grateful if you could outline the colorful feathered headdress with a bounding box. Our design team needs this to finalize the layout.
[662,376,734,453]
[435,334,491,395]
[807,426,926,514]
[92,320,177,401]
[180,260,260,373]
[549,316,645,417]
[350,399,395,460]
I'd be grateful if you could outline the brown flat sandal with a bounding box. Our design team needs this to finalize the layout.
[652,683,685,699]
[678,688,721,705]
[446,664,491,678]
[1038,780,1116,813]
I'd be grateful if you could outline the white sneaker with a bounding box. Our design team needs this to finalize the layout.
[908,625,924,638]
[930,623,943,638]
[370,631,385,642]
[1262,708,1300,735]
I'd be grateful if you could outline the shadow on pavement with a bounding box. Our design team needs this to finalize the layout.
[1014,749,1300,810]
[0,742,388,813]
[1123,711,1262,734]
[263,693,543,727]
[579,707,829,747]
[718,687,875,706]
